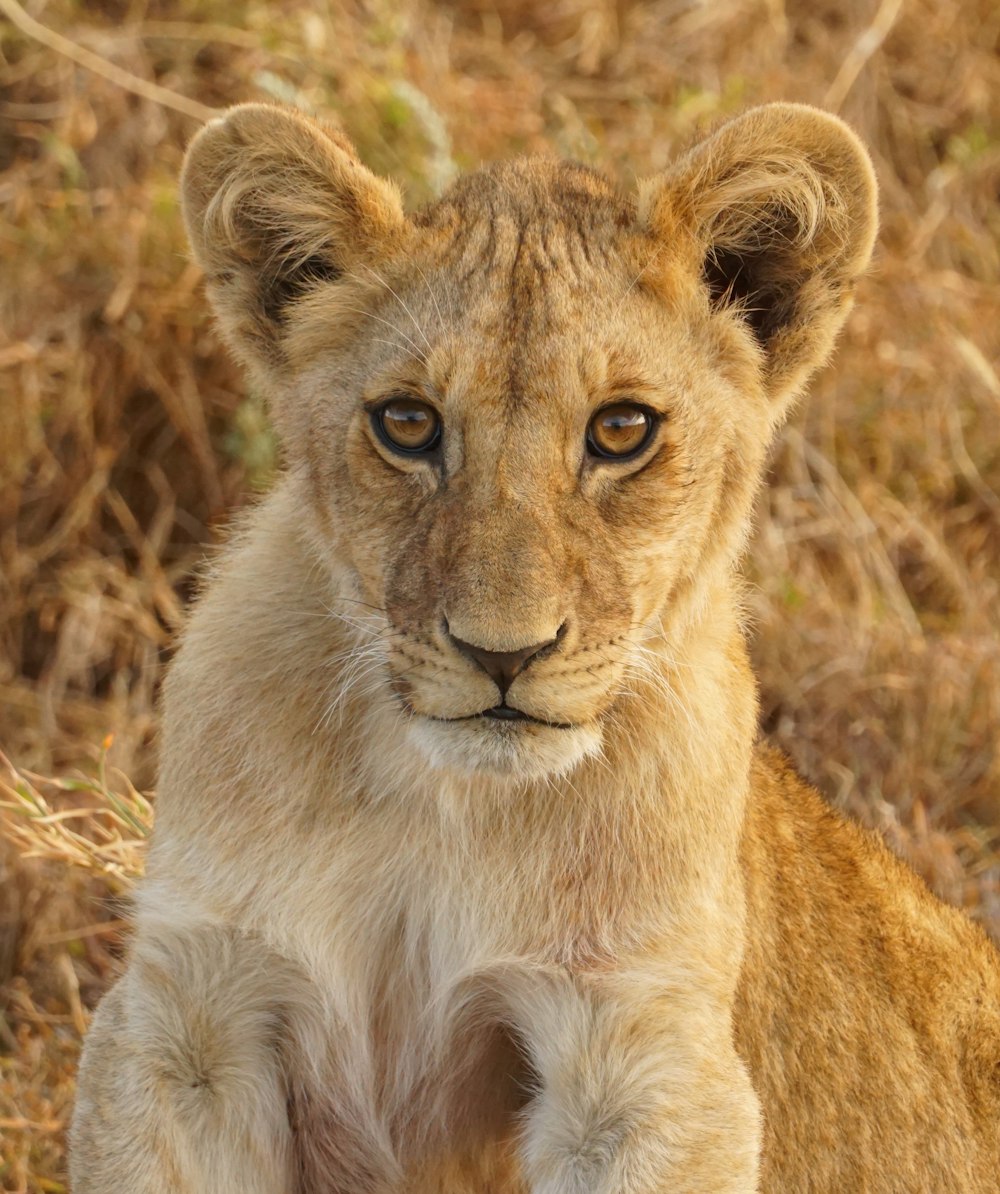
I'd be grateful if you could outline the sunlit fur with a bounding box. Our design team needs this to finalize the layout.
[71,103,1000,1193]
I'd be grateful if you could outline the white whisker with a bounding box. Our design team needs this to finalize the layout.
[358,264,432,352]
[413,261,445,329]
[337,304,429,363]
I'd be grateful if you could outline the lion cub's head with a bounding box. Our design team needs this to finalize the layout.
[181,103,876,780]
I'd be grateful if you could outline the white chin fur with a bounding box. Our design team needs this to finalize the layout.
[408,715,602,781]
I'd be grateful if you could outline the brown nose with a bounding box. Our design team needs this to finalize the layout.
[449,628,562,698]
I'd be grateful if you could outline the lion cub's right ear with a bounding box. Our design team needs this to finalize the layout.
[181,103,405,379]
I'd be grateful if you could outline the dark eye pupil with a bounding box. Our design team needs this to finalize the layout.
[376,397,441,453]
[391,409,425,429]
[605,411,643,433]
[587,403,653,458]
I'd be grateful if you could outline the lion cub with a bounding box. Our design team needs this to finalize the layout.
[71,103,1000,1192]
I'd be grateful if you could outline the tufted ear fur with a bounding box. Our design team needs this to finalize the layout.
[638,103,878,417]
[181,103,406,379]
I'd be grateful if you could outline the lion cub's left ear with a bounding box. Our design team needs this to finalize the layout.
[181,103,406,380]
[639,103,878,418]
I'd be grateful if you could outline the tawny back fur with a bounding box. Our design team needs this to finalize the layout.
[70,103,1000,1193]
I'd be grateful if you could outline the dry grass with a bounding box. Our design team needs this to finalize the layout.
[1,0,998,1186]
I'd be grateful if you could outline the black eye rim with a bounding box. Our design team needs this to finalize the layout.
[585,401,660,462]
[371,393,442,456]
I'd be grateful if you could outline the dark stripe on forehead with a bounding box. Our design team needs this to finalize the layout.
[411,157,637,407]
[415,157,634,283]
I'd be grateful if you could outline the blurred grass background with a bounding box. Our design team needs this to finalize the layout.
[1,0,998,1187]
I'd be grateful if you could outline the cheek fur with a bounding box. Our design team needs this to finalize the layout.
[335,423,436,602]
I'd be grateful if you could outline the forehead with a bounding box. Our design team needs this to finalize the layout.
[291,157,700,412]
[413,159,641,330]
[391,158,684,413]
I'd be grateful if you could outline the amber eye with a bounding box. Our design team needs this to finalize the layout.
[373,396,441,455]
[586,403,656,460]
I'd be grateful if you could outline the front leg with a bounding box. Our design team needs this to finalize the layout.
[71,926,297,1194]
[513,970,761,1194]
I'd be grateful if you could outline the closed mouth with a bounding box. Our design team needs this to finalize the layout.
[432,705,576,731]
[482,704,533,722]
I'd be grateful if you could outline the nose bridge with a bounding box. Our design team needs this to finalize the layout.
[465,395,555,504]
[492,421,548,506]
[444,488,565,652]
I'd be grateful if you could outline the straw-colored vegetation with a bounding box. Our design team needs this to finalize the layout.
[1,0,998,1188]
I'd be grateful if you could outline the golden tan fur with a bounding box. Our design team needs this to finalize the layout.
[70,102,1000,1192]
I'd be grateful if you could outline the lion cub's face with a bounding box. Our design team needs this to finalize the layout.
[182,104,876,779]
[295,161,771,779]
